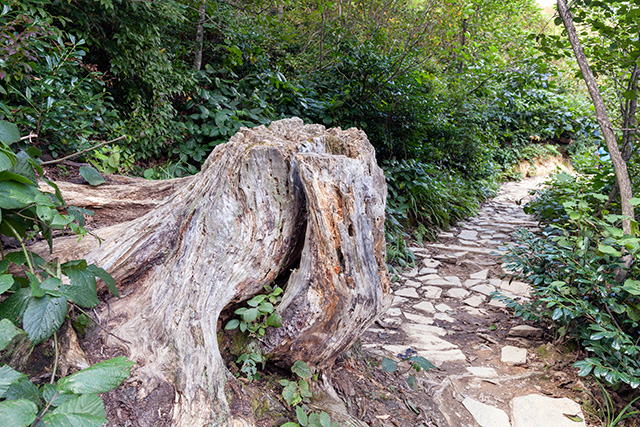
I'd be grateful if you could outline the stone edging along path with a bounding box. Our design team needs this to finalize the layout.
[361,176,591,427]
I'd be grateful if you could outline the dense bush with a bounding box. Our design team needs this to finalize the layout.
[501,166,640,388]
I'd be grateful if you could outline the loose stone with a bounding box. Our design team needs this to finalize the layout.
[462,397,511,427]
[501,346,527,365]
[510,394,587,427]
[470,269,489,280]
[394,287,420,299]
[413,301,436,313]
[508,325,544,338]
[422,286,443,299]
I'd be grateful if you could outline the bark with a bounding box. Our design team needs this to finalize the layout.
[557,0,635,234]
[46,118,391,426]
[194,1,206,71]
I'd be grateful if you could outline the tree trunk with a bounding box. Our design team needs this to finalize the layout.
[46,118,391,426]
[194,1,206,71]
[557,0,635,234]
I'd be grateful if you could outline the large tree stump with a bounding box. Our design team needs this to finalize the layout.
[48,118,391,425]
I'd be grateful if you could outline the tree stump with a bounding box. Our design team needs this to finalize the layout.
[48,118,391,425]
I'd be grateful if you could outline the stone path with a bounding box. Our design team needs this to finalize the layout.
[362,176,589,427]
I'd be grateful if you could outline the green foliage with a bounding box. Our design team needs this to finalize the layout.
[0,354,133,427]
[0,119,130,424]
[500,179,640,388]
[225,285,283,338]
[589,380,640,427]
[381,349,436,390]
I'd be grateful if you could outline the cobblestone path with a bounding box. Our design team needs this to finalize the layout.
[361,176,590,427]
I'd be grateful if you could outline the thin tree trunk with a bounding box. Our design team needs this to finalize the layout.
[557,0,635,234]
[194,1,206,71]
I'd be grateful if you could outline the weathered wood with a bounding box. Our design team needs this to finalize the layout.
[48,118,391,425]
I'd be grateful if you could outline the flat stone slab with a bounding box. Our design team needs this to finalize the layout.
[447,288,470,299]
[501,346,527,365]
[444,275,462,286]
[418,267,438,274]
[463,295,485,307]
[413,301,436,313]
[462,397,510,427]
[435,303,452,312]
[510,394,586,427]
[403,312,434,324]
[425,278,459,288]
[434,312,456,322]
[422,286,443,299]
[464,279,483,288]
[466,366,498,377]
[395,287,420,298]
[471,283,496,296]
[428,243,497,254]
[403,279,421,288]
[509,325,543,338]
[459,230,479,240]
[470,269,489,280]
[500,280,531,297]
[423,258,441,268]
[403,322,447,337]
[385,307,403,317]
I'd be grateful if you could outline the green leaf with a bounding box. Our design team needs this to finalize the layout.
[0,365,27,397]
[0,287,32,325]
[381,357,398,372]
[266,312,282,327]
[296,406,308,426]
[280,423,301,427]
[225,319,240,330]
[0,399,37,427]
[291,360,312,379]
[0,274,13,294]
[409,356,436,372]
[61,264,100,308]
[597,244,621,257]
[0,181,40,209]
[407,374,417,389]
[42,394,106,427]
[57,356,134,394]
[319,411,331,427]
[623,279,640,295]
[79,166,105,186]
[22,295,68,345]
[0,120,20,144]
[3,377,41,407]
[0,318,22,351]
[242,307,259,323]
[86,264,118,298]
[629,197,640,207]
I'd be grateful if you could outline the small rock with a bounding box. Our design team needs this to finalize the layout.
[501,346,527,365]
[435,303,452,312]
[459,239,480,246]
[470,269,489,280]
[464,279,483,288]
[413,301,436,313]
[419,267,438,274]
[508,325,544,339]
[489,278,502,287]
[395,287,420,299]
[447,288,470,299]
[488,299,507,309]
[403,269,418,278]
[439,232,455,238]
[392,296,408,306]
[422,286,443,299]
[510,394,586,427]
[403,312,434,324]
[421,274,442,281]
[458,259,482,269]
[471,283,496,296]
[444,275,462,286]
[403,280,421,288]
[377,317,402,329]
[434,312,456,322]
[462,397,510,427]
[426,278,459,288]
[462,306,486,316]
[500,280,531,297]
[459,230,479,240]
[466,366,498,377]
[463,295,485,307]
[423,258,441,268]
[385,307,403,317]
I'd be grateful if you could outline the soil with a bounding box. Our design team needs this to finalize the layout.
[19,160,638,426]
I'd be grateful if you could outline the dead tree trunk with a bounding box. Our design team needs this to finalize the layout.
[48,118,391,426]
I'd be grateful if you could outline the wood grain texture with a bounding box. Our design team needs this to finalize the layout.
[48,118,390,425]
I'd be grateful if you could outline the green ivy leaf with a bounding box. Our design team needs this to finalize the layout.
[0,399,37,427]
[0,318,22,351]
[242,307,259,323]
[319,411,331,427]
[79,166,105,186]
[57,356,134,394]
[225,319,240,330]
[296,406,308,426]
[22,295,68,345]
[0,287,32,325]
